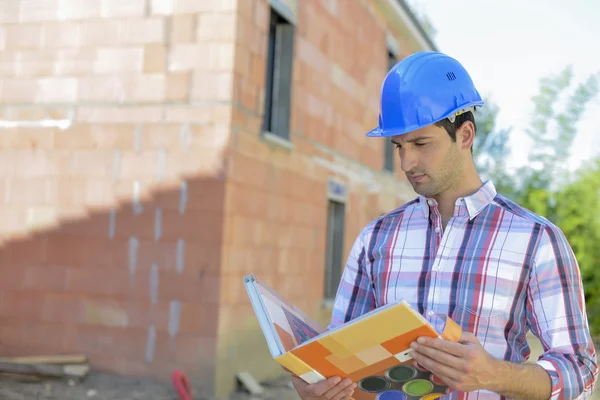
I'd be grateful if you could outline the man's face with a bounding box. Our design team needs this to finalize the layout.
[391,124,466,198]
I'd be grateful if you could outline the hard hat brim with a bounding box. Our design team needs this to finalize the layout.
[365,100,484,137]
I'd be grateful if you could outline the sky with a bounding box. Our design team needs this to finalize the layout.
[407,0,600,171]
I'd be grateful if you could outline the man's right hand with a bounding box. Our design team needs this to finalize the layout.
[290,374,356,400]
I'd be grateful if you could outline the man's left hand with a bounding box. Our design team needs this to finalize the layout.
[410,332,501,393]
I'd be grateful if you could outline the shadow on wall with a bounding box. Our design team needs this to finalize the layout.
[0,168,227,396]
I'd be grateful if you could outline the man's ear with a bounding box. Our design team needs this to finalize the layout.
[457,121,476,151]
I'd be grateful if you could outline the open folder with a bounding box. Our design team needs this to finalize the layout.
[244,273,462,400]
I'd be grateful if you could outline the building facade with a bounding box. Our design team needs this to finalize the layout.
[0,0,435,398]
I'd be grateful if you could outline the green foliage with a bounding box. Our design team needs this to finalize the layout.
[478,66,600,333]
[553,160,600,330]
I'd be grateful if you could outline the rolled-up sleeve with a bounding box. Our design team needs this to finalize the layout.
[527,224,598,399]
[327,230,376,330]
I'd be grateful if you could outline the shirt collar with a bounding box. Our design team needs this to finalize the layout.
[419,180,497,220]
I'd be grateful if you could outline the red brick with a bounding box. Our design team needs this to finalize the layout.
[39,293,85,324]
[58,0,102,20]
[125,300,170,330]
[79,20,121,46]
[44,177,87,206]
[0,127,56,149]
[175,179,227,212]
[19,0,60,23]
[101,0,147,17]
[35,78,77,103]
[63,325,148,360]
[123,18,166,45]
[17,49,56,76]
[0,26,6,51]
[110,208,157,240]
[233,44,251,75]
[84,179,116,207]
[130,74,167,102]
[54,48,96,75]
[188,123,230,151]
[238,18,262,55]
[77,107,164,123]
[158,271,217,303]
[69,150,113,178]
[0,78,37,102]
[172,0,221,14]
[227,183,269,219]
[94,47,144,74]
[153,332,217,369]
[136,124,180,149]
[23,265,68,292]
[41,22,81,47]
[4,177,53,205]
[119,150,160,180]
[0,290,45,320]
[191,71,234,101]
[165,72,190,102]
[227,152,268,188]
[20,322,68,352]
[4,25,43,49]
[170,14,196,43]
[163,106,212,124]
[159,209,225,244]
[168,43,199,71]
[53,124,135,150]
[149,0,174,15]
[0,2,19,24]
[253,0,269,31]
[168,43,234,71]
[197,13,236,42]
[65,267,133,298]
[238,77,259,112]
[178,303,218,334]
[77,76,126,102]
[143,44,167,73]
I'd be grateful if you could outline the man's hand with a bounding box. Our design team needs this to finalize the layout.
[289,373,356,400]
[409,331,501,393]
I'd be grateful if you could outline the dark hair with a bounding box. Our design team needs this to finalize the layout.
[433,111,476,151]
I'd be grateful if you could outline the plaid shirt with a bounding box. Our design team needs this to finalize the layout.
[328,181,597,399]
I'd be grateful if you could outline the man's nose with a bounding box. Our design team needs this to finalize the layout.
[400,149,417,172]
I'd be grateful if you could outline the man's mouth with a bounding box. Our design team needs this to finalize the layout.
[408,174,426,183]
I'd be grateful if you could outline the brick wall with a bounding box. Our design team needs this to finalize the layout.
[0,0,238,397]
[215,0,427,398]
[0,0,431,398]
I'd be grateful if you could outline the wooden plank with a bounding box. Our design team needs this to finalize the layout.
[0,372,43,382]
[0,361,89,378]
[0,355,88,365]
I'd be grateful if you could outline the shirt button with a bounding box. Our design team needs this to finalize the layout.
[427,311,434,316]
[428,199,434,206]
[435,227,440,233]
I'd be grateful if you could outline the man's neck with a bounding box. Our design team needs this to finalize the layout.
[433,173,483,229]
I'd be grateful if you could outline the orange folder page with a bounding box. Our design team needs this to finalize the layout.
[244,273,462,400]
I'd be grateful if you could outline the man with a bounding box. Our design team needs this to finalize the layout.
[290,51,598,399]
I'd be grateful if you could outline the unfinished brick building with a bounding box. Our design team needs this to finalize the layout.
[0,0,436,398]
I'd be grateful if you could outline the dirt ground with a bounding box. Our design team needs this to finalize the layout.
[0,370,300,400]
[0,372,183,400]
[1,335,596,400]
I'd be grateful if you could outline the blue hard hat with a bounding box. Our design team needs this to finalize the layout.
[366,51,484,137]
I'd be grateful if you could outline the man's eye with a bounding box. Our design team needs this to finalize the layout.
[415,142,427,147]
[393,143,401,149]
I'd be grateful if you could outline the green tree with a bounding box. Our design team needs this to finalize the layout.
[481,66,600,333]
[519,66,599,207]
[553,159,600,332]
